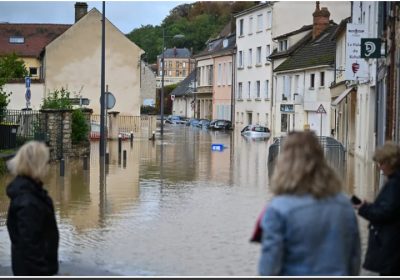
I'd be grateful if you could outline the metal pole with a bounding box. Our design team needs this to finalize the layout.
[100,1,106,157]
[193,59,197,118]
[160,28,165,137]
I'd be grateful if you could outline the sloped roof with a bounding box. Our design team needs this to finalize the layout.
[171,69,196,97]
[0,23,71,57]
[273,24,313,40]
[161,47,191,59]
[194,33,236,59]
[274,24,338,72]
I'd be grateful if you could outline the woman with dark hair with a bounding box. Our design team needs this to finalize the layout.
[6,141,59,276]
[258,131,360,276]
[354,141,400,276]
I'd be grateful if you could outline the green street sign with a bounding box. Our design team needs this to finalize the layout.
[361,38,382,58]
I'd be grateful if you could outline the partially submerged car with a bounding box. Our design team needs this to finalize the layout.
[209,119,232,130]
[241,125,271,139]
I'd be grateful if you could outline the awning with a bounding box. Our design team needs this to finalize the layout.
[332,87,354,106]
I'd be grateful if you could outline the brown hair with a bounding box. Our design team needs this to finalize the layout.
[271,131,342,199]
[373,141,400,169]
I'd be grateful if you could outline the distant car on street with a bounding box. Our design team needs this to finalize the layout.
[165,115,186,124]
[186,118,200,127]
[196,119,211,128]
[241,125,271,139]
[209,119,232,130]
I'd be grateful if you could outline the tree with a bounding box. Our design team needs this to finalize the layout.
[0,53,28,113]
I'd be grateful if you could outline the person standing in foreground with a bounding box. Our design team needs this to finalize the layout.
[259,131,360,276]
[6,141,59,276]
[353,141,400,276]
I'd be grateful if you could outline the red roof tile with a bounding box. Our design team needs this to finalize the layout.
[0,23,71,58]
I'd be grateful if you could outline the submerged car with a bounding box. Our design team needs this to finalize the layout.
[196,119,211,128]
[209,119,232,130]
[241,125,271,139]
[186,118,200,127]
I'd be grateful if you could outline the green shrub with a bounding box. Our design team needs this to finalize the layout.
[71,109,89,144]
[41,87,72,109]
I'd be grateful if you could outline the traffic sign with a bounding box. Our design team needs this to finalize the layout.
[25,76,31,88]
[171,94,175,101]
[316,104,326,114]
[100,92,116,110]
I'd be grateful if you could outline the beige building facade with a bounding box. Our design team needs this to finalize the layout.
[44,8,144,116]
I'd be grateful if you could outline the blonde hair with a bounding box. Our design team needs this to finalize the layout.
[271,131,342,199]
[7,141,50,182]
[373,141,400,169]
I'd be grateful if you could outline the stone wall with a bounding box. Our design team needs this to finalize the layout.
[39,108,91,161]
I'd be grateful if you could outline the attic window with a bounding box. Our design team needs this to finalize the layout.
[279,39,288,52]
[223,39,228,48]
[9,36,24,44]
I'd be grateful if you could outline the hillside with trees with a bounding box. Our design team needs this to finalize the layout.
[127,1,259,63]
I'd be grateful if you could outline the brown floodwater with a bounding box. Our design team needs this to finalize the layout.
[0,125,377,276]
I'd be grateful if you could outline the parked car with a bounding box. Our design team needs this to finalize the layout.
[165,115,186,124]
[196,119,211,128]
[209,119,232,130]
[90,122,130,140]
[186,118,200,127]
[241,125,271,139]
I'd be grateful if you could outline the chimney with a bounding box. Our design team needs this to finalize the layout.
[173,47,177,57]
[75,2,88,23]
[312,1,330,39]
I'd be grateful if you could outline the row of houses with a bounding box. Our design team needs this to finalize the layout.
[171,0,400,192]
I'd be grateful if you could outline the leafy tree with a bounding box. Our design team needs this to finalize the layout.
[71,109,89,144]
[126,1,259,64]
[0,53,28,113]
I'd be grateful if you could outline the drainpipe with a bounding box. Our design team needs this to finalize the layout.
[231,49,236,124]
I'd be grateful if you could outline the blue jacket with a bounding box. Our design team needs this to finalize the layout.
[258,193,360,276]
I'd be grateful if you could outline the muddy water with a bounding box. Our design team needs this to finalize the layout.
[0,126,273,276]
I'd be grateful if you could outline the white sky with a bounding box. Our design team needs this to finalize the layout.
[0,1,192,34]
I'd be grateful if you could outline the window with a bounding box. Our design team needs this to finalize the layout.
[182,70,186,76]
[9,36,24,44]
[183,62,186,68]
[264,80,269,99]
[222,63,226,85]
[256,81,261,98]
[227,62,232,85]
[29,67,38,76]
[168,70,172,76]
[176,61,179,68]
[238,82,243,99]
[249,17,253,34]
[294,75,300,93]
[218,63,222,85]
[247,81,251,99]
[257,14,263,31]
[279,39,288,51]
[320,72,325,87]
[265,113,269,127]
[256,47,262,65]
[266,11,272,29]
[248,48,252,67]
[239,19,244,36]
[266,44,271,60]
[238,51,244,68]
[168,61,173,68]
[283,76,291,100]
[281,113,288,132]
[176,70,179,76]
[310,73,315,89]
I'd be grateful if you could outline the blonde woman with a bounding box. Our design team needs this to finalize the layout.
[6,141,59,276]
[353,141,400,276]
[259,131,360,276]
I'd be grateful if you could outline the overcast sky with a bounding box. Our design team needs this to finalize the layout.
[0,1,192,34]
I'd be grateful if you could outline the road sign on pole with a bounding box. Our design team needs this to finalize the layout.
[316,104,326,114]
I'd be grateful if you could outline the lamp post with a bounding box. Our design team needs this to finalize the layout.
[160,28,184,137]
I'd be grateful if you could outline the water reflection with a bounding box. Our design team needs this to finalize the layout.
[0,126,375,276]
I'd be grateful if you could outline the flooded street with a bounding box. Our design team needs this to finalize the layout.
[0,126,273,276]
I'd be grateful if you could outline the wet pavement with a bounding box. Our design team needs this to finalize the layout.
[0,125,378,276]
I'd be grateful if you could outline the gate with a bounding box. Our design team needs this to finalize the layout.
[268,136,346,179]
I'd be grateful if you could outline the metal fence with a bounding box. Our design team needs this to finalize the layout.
[0,109,43,150]
[268,136,346,179]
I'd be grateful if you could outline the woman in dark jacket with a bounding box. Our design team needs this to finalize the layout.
[6,141,59,276]
[354,141,400,276]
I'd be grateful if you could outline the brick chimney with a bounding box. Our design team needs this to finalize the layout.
[75,2,88,23]
[312,1,330,39]
[173,47,177,57]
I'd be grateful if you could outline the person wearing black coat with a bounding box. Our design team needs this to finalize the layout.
[353,141,400,276]
[6,141,59,276]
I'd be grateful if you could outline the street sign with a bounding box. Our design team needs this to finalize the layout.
[361,38,383,58]
[280,104,294,113]
[25,88,31,102]
[100,92,116,110]
[171,94,175,101]
[25,76,31,88]
[211,144,224,151]
[316,104,326,114]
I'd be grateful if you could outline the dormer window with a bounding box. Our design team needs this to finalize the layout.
[279,39,288,51]
[9,36,24,44]
[223,39,228,48]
